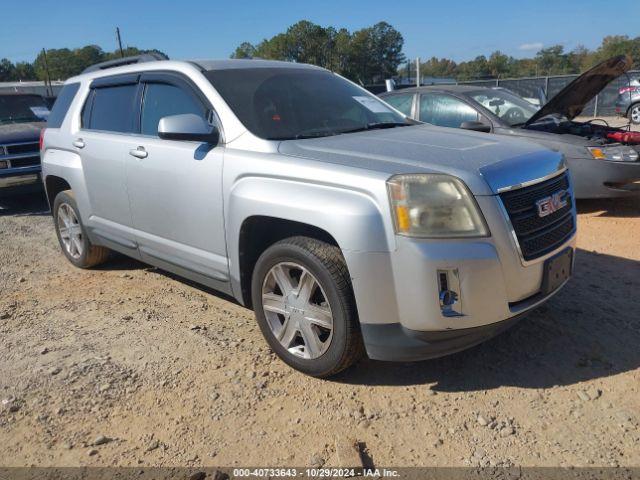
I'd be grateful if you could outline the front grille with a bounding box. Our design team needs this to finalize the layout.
[499,171,575,261]
[0,142,40,169]
[8,155,40,168]
[4,142,39,156]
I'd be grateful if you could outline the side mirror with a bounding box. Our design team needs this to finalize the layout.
[460,121,491,133]
[158,114,220,144]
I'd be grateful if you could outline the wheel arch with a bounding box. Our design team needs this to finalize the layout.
[227,176,392,307]
[44,175,72,209]
[627,101,640,117]
[237,216,341,308]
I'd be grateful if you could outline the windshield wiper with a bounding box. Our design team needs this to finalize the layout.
[338,121,411,135]
[279,122,411,140]
[366,121,411,129]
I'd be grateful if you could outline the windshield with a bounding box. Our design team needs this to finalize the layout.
[205,68,408,140]
[469,89,539,126]
[0,95,49,125]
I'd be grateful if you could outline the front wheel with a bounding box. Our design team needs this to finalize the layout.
[628,103,640,125]
[251,236,364,377]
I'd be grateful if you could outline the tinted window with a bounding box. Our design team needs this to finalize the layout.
[47,83,79,128]
[0,94,49,125]
[86,84,137,133]
[419,93,479,128]
[384,94,414,116]
[141,83,205,136]
[205,68,407,140]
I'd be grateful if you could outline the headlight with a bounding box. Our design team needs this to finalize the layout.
[588,146,639,162]
[387,174,489,238]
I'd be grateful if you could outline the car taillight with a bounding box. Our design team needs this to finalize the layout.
[39,128,46,151]
[619,86,638,95]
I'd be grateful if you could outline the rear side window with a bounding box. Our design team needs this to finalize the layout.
[384,94,414,116]
[419,93,479,128]
[46,83,80,128]
[84,84,137,133]
[141,83,206,136]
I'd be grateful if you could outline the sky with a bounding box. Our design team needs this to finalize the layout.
[3,0,640,64]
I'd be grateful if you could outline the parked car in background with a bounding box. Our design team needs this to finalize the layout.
[0,93,49,195]
[615,77,640,124]
[42,56,576,377]
[381,56,640,199]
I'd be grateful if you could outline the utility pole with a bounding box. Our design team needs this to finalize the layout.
[116,27,124,58]
[416,57,420,87]
[41,48,53,98]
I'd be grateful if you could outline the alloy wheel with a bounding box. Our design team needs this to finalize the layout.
[261,262,333,359]
[57,203,83,259]
[631,105,640,124]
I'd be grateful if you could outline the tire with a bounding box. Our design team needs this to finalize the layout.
[251,236,364,377]
[53,190,110,268]
[628,103,640,125]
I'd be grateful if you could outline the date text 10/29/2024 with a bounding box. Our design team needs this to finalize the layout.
[233,468,401,477]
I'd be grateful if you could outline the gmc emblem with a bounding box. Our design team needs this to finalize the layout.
[536,190,568,218]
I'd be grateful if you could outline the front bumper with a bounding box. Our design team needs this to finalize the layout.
[0,167,42,196]
[344,194,576,362]
[362,312,528,362]
[568,157,640,199]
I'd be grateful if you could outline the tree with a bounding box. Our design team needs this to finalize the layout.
[420,57,457,79]
[0,58,16,81]
[231,42,257,59]
[487,51,513,78]
[231,20,405,85]
[535,45,567,75]
[13,62,36,81]
[456,55,490,80]
[30,45,168,81]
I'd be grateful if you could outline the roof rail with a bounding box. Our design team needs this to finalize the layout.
[81,53,169,74]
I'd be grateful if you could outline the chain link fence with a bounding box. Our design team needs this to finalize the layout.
[459,70,640,117]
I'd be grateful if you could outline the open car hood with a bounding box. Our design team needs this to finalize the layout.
[524,55,633,126]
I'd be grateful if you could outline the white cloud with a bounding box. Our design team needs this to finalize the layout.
[519,42,544,51]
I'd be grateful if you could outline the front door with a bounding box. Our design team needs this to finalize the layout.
[124,74,229,288]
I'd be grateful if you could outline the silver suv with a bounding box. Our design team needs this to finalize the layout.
[41,56,577,377]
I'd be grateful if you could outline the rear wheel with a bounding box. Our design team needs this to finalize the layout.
[628,103,640,125]
[251,236,364,377]
[53,190,110,268]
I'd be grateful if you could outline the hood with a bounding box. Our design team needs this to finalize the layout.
[278,124,565,195]
[525,55,632,126]
[0,122,44,145]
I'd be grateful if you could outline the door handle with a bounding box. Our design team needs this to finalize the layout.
[72,139,85,149]
[129,147,148,159]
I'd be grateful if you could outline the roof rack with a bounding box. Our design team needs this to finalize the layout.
[81,53,169,74]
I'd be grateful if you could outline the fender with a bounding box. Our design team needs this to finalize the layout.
[41,148,91,221]
[226,175,393,302]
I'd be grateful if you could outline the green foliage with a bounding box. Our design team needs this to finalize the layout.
[415,36,640,81]
[231,20,405,85]
[0,46,168,82]
[2,30,639,85]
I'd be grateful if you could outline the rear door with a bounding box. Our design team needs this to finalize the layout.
[124,72,229,290]
[78,74,139,253]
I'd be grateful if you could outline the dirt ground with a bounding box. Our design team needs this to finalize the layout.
[1,139,639,468]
